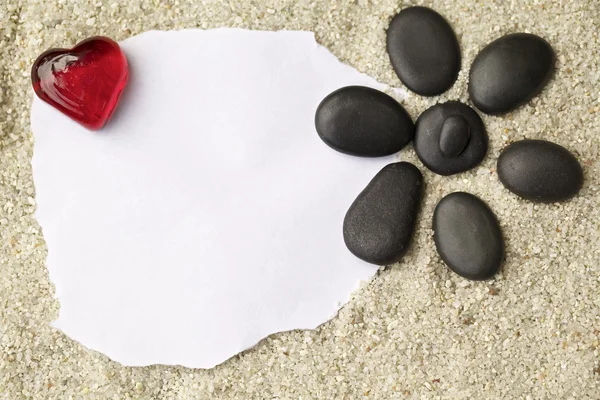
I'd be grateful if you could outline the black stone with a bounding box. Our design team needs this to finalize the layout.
[414,101,488,176]
[433,192,504,281]
[343,162,423,265]
[386,6,461,96]
[469,33,555,114]
[439,115,470,157]
[497,139,584,203]
[315,86,414,157]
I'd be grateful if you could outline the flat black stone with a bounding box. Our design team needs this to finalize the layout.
[414,101,488,176]
[433,192,504,281]
[315,86,414,157]
[343,162,423,265]
[469,33,555,114]
[497,139,584,203]
[386,6,461,96]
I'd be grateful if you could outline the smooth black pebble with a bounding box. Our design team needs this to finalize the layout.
[343,162,423,265]
[315,86,414,157]
[414,101,488,176]
[497,139,584,203]
[439,115,470,157]
[433,192,504,280]
[386,6,461,96]
[469,33,555,114]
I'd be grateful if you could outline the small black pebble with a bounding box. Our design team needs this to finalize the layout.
[469,33,555,114]
[414,101,488,176]
[439,115,470,157]
[433,192,504,281]
[386,6,461,96]
[497,139,584,203]
[343,162,423,265]
[315,86,414,157]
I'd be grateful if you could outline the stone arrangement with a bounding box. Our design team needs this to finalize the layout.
[30,7,585,283]
[315,6,584,281]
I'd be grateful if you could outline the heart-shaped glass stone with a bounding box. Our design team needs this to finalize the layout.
[31,36,129,130]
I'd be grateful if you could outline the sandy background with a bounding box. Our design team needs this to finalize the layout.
[0,0,599,398]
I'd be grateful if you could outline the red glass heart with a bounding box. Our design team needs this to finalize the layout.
[31,36,129,131]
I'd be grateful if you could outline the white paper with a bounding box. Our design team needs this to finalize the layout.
[31,29,402,368]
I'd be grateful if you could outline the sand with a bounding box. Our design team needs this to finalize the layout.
[0,0,599,398]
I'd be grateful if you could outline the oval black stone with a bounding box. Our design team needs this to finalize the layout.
[386,6,461,96]
[497,139,584,203]
[343,162,423,265]
[439,115,470,157]
[315,86,414,157]
[469,33,555,114]
[433,192,504,281]
[414,101,488,176]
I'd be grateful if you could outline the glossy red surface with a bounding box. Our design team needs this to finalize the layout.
[31,36,129,130]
